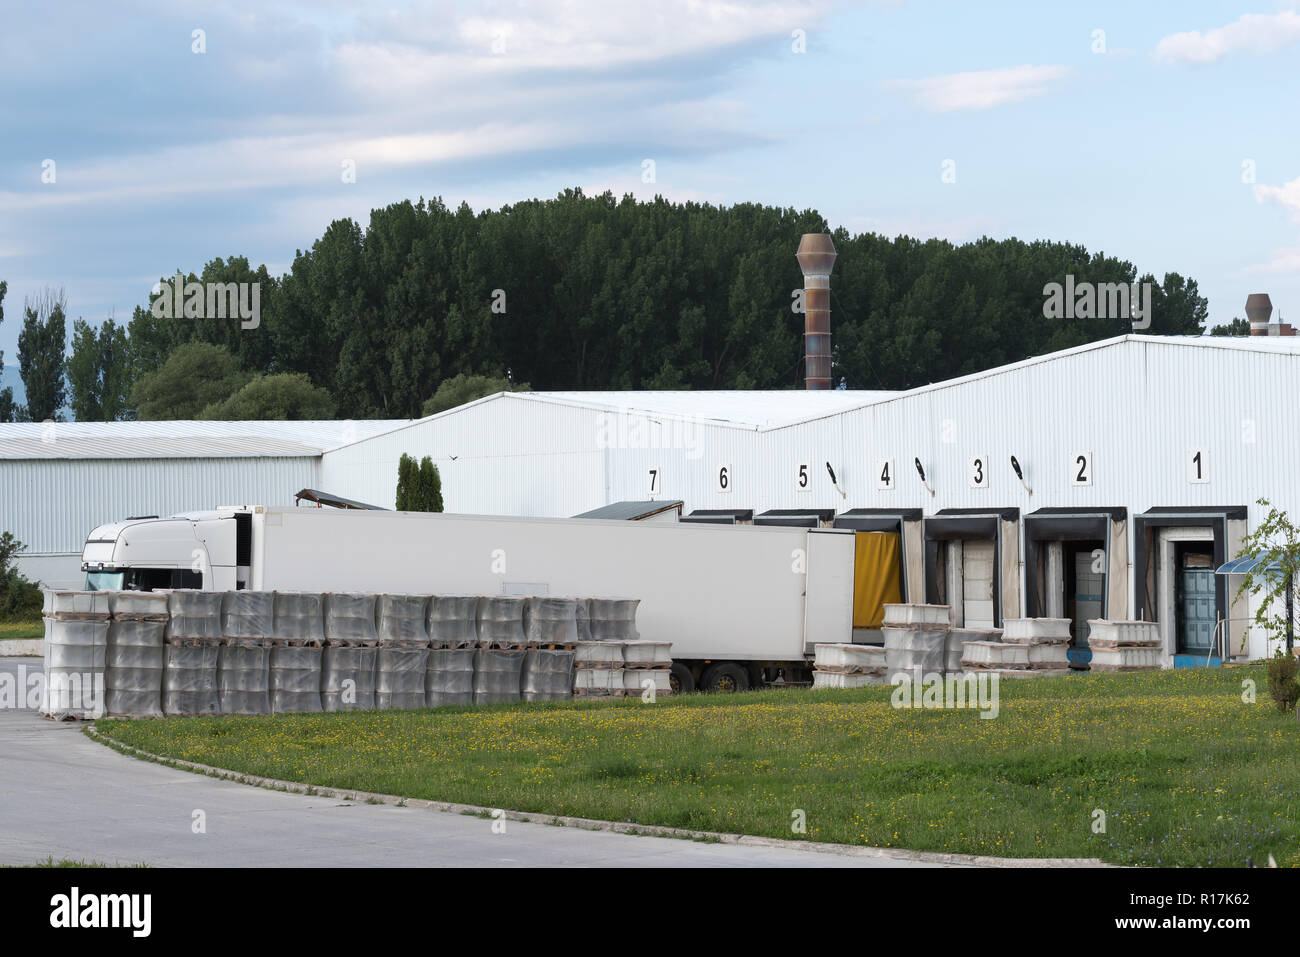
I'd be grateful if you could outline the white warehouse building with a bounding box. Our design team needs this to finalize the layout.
[2,333,1297,668]
[319,334,1300,666]
[0,420,405,589]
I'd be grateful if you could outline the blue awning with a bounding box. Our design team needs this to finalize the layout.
[1216,556,1283,576]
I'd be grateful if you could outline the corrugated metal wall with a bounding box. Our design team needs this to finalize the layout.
[0,457,320,555]
[320,340,1300,525]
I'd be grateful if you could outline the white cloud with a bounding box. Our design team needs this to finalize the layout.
[1255,176,1300,223]
[1153,10,1300,65]
[1243,246,1300,276]
[886,65,1069,113]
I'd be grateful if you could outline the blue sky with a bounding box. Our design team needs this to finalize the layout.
[3,0,1299,362]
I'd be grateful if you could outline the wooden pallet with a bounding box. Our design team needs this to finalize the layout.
[622,661,671,671]
[812,664,888,676]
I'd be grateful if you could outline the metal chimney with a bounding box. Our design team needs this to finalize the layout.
[1246,293,1273,336]
[796,233,836,389]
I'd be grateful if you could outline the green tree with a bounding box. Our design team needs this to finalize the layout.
[419,456,444,512]
[199,373,335,420]
[0,532,43,621]
[395,453,416,511]
[395,453,443,511]
[0,280,13,423]
[67,318,132,421]
[130,342,249,420]
[17,288,68,421]
[422,372,531,417]
[1210,317,1250,336]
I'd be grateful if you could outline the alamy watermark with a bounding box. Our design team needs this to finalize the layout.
[890,670,1000,719]
[1,665,103,717]
[150,272,260,329]
[1042,275,1151,330]
[594,408,703,459]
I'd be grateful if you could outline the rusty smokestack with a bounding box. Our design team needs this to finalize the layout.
[1246,293,1273,336]
[796,233,836,389]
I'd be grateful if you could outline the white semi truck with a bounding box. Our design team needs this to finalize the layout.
[80,506,856,693]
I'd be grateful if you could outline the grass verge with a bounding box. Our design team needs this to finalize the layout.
[94,666,1298,866]
[0,621,42,641]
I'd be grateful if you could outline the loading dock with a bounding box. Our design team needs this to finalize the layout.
[832,509,923,642]
[1023,507,1128,668]
[923,508,1021,629]
[1134,507,1248,666]
[754,509,837,528]
[680,509,754,525]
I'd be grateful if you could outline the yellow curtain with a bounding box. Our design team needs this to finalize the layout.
[853,532,902,629]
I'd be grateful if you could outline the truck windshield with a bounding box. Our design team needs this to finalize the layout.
[82,569,201,591]
[84,571,125,590]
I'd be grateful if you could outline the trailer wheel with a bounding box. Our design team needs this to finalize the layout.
[700,662,749,694]
[669,663,695,695]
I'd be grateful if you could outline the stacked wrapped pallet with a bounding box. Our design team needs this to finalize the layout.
[472,597,525,704]
[41,588,650,717]
[43,591,110,719]
[104,591,168,717]
[268,592,326,713]
[217,592,273,715]
[621,641,672,697]
[375,594,428,710]
[425,596,477,707]
[882,604,950,678]
[161,590,221,716]
[573,640,623,697]
[961,619,1070,676]
[588,599,640,641]
[321,592,379,711]
[519,598,577,701]
[812,643,888,688]
[1087,620,1162,671]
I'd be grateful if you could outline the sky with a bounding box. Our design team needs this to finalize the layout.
[2,0,1299,363]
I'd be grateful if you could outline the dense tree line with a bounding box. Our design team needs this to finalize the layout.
[1,190,1238,422]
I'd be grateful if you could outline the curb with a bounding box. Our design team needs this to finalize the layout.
[84,726,1108,868]
[0,640,43,657]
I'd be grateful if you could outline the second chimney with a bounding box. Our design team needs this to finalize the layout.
[796,233,837,389]
[1246,293,1273,336]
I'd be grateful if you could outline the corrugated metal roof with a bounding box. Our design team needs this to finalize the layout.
[0,420,408,460]
[526,390,894,427]
[573,500,683,520]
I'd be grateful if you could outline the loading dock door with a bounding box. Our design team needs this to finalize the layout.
[1177,558,1216,655]
[852,532,902,629]
[962,540,996,629]
[1072,549,1105,649]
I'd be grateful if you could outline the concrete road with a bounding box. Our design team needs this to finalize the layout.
[0,658,941,868]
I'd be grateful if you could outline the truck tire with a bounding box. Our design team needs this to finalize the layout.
[700,662,749,694]
[669,662,695,695]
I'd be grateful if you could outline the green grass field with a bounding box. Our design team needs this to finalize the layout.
[0,620,42,641]
[94,666,1298,866]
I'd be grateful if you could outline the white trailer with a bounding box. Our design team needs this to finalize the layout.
[80,507,856,693]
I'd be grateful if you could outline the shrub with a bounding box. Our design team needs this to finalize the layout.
[0,532,43,621]
[1265,652,1300,713]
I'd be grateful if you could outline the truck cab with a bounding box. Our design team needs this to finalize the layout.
[81,509,248,591]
